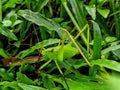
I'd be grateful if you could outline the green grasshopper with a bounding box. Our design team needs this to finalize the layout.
[41,24,91,71]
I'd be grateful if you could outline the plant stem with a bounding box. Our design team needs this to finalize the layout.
[87,24,90,55]
[55,60,70,90]
[39,59,52,70]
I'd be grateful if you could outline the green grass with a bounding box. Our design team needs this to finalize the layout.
[0,0,120,90]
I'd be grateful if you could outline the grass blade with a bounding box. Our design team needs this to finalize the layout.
[91,59,120,72]
[3,0,20,11]
[0,23,18,40]
[18,10,63,37]
[0,48,9,58]
[18,83,46,90]
[91,21,102,59]
[16,39,60,58]
[102,44,120,54]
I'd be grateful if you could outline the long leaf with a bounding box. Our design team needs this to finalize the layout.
[37,0,49,11]
[3,0,20,11]
[0,81,21,90]
[18,9,63,37]
[91,21,102,59]
[16,39,60,58]
[0,48,9,58]
[91,59,120,72]
[0,23,18,40]
[18,83,46,90]
[112,49,120,59]
[102,44,120,54]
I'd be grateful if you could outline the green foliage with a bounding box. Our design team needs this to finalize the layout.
[16,72,35,85]
[91,21,102,59]
[0,23,18,40]
[0,68,14,81]
[97,8,110,18]
[16,39,60,58]
[0,81,21,90]
[18,83,46,90]
[0,0,120,90]
[85,5,96,20]
[91,59,120,72]
[18,10,63,37]
[0,48,9,57]
[106,71,120,90]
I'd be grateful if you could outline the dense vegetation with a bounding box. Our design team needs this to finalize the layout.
[0,0,120,90]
